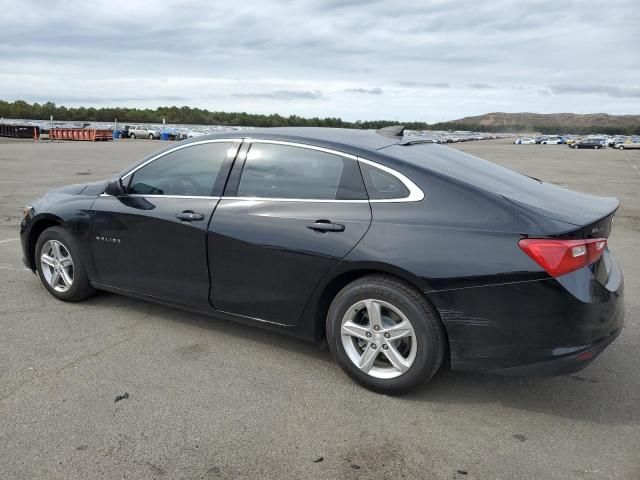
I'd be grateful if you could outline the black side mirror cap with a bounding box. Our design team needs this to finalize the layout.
[105,178,125,196]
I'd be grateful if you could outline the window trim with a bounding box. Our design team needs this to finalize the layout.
[109,137,424,202]
[225,139,424,203]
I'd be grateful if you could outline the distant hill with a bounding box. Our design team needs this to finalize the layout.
[445,112,640,134]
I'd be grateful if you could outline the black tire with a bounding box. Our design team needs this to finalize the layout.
[594,145,599,149]
[149,133,154,140]
[574,145,579,149]
[130,133,136,139]
[35,226,95,302]
[326,274,446,395]
[619,145,624,150]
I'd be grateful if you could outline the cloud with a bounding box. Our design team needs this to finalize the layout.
[1,0,639,122]
[344,88,383,95]
[395,81,451,89]
[467,83,494,89]
[233,90,325,100]
[548,84,640,98]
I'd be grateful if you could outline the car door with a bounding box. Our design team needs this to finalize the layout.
[90,140,240,307]
[208,140,372,326]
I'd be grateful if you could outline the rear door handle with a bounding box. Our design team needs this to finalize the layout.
[176,210,205,222]
[306,220,345,232]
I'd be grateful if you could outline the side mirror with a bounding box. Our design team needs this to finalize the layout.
[105,178,126,196]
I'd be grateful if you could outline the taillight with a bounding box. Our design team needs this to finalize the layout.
[518,238,607,277]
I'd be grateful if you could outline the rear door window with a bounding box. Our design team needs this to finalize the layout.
[237,143,366,200]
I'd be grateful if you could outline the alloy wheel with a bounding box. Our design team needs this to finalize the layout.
[40,239,74,292]
[341,299,417,379]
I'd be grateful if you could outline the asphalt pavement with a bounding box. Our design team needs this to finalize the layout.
[0,137,638,479]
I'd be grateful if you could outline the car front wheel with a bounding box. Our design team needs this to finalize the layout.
[35,226,94,302]
[130,133,136,139]
[326,275,445,395]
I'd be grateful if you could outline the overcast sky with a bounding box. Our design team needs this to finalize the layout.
[1,0,639,122]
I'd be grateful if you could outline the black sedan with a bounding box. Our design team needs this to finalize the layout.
[20,127,624,394]
[572,139,605,149]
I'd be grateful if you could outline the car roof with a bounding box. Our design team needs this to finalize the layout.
[185,127,403,154]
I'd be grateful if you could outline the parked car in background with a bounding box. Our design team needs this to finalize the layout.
[615,141,640,150]
[128,124,161,140]
[187,128,208,139]
[541,136,562,145]
[514,137,535,144]
[572,139,605,149]
[20,126,624,394]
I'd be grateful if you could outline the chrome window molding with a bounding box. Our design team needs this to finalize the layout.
[221,197,369,204]
[106,137,425,203]
[100,193,220,200]
[358,157,424,203]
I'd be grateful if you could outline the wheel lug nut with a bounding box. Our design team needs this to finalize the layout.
[383,344,389,350]
[366,332,372,338]
[384,333,390,339]
[371,344,377,349]
[373,325,380,331]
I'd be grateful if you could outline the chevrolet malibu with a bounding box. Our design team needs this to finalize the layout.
[20,127,624,394]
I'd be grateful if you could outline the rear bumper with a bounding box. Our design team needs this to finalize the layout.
[488,328,621,376]
[429,252,624,375]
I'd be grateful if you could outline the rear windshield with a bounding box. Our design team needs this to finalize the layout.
[382,143,542,197]
[381,143,617,226]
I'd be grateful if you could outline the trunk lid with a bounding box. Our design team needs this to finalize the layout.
[503,183,618,236]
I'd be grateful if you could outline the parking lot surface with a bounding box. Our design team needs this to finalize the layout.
[0,138,638,479]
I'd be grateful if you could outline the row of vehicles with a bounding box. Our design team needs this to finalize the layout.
[514,135,640,150]
[118,126,504,144]
[118,124,247,141]
[119,125,192,140]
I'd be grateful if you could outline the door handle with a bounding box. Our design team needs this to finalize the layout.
[176,210,205,222]
[306,220,345,232]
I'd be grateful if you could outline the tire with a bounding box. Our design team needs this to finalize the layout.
[130,133,136,140]
[326,274,445,395]
[619,145,624,150]
[574,145,579,149]
[594,145,599,149]
[149,133,154,140]
[35,226,95,302]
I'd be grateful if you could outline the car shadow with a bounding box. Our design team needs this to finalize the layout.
[404,357,638,427]
[85,290,335,364]
[86,291,637,427]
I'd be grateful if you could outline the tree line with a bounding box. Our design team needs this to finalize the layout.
[1,100,638,135]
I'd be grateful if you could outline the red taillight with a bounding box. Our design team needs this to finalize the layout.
[518,238,607,277]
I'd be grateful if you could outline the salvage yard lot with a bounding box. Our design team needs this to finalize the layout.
[0,138,638,479]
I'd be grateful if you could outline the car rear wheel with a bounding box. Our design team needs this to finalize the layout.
[326,275,445,395]
[594,145,599,149]
[574,145,579,149]
[35,226,95,302]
